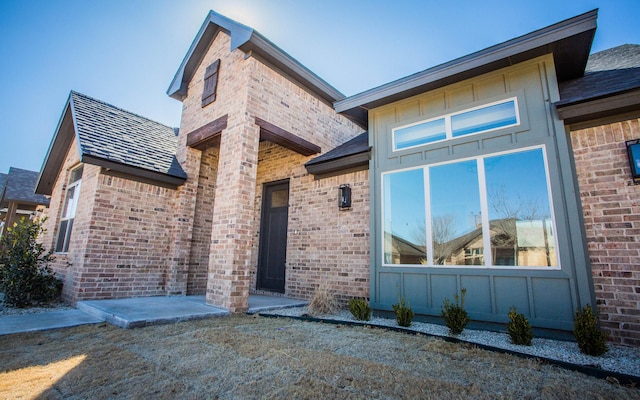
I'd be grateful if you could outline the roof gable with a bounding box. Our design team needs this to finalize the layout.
[336,9,598,128]
[36,92,187,195]
[167,10,344,105]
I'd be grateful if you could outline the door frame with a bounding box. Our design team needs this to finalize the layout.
[256,179,290,292]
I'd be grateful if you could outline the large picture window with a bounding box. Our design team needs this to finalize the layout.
[392,98,519,151]
[55,165,83,253]
[382,146,558,268]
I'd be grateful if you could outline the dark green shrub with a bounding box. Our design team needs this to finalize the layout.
[507,307,533,346]
[0,218,62,307]
[574,305,608,356]
[441,288,470,335]
[392,297,414,327]
[349,298,371,321]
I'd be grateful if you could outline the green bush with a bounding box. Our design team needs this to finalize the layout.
[349,298,371,321]
[392,297,414,327]
[0,218,62,307]
[507,307,533,346]
[574,305,608,356]
[441,288,470,335]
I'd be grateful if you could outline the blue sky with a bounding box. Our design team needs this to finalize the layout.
[1,0,639,174]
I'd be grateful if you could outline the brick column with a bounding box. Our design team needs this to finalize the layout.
[206,117,259,312]
[166,144,203,296]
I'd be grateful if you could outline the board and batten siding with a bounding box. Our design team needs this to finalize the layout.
[369,54,593,330]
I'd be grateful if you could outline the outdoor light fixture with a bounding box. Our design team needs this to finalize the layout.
[339,184,351,210]
[627,139,640,182]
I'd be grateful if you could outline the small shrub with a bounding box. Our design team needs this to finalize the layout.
[306,286,338,317]
[349,298,371,321]
[0,218,62,307]
[441,288,470,335]
[507,307,533,346]
[392,297,414,327]
[574,304,608,356]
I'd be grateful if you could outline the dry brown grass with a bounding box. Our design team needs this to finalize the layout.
[306,286,339,317]
[0,314,638,399]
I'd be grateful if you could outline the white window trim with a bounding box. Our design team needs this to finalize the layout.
[55,168,82,253]
[392,97,520,152]
[380,144,561,270]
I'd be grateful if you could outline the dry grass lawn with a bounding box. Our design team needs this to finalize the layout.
[0,314,638,399]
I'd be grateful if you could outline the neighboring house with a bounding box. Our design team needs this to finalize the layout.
[0,167,50,236]
[36,9,639,346]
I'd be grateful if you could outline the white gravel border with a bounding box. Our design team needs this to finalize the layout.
[262,306,640,379]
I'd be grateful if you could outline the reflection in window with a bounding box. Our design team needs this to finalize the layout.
[383,169,426,264]
[381,146,558,268]
[451,100,518,138]
[484,149,557,267]
[394,118,446,150]
[392,98,519,151]
[430,160,483,265]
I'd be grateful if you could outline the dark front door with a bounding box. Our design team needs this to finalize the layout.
[257,181,289,292]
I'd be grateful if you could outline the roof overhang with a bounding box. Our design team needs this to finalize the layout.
[167,11,345,106]
[555,89,640,128]
[335,9,598,128]
[36,93,187,195]
[36,95,77,195]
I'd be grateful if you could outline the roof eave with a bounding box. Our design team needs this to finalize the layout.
[35,95,79,195]
[304,150,370,176]
[555,89,640,126]
[167,10,344,105]
[335,9,598,127]
[82,155,187,188]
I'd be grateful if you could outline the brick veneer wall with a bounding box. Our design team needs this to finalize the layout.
[42,138,179,303]
[79,173,177,300]
[176,29,363,311]
[187,145,219,294]
[252,142,370,303]
[570,117,640,346]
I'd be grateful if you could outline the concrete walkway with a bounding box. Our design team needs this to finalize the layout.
[0,295,307,335]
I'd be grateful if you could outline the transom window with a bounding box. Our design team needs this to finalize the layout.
[392,98,519,151]
[382,146,558,268]
[55,165,83,253]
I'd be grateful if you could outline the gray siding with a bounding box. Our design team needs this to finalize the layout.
[369,55,592,330]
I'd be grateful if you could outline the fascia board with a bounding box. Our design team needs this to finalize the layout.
[35,94,78,195]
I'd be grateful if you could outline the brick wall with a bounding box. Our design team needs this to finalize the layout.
[78,173,177,301]
[42,137,180,303]
[252,142,370,303]
[188,145,219,294]
[175,28,363,310]
[570,117,640,346]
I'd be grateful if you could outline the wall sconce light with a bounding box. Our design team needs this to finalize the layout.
[339,184,351,210]
[626,139,640,182]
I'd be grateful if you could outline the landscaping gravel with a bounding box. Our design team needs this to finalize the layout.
[263,306,640,379]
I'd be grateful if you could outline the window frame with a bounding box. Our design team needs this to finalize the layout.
[380,144,560,270]
[55,165,83,253]
[391,97,520,152]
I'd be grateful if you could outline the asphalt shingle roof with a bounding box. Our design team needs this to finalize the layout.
[305,132,369,166]
[0,173,7,196]
[558,44,640,105]
[2,168,50,206]
[71,91,187,179]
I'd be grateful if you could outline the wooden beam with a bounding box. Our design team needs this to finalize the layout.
[255,117,321,156]
[186,114,228,148]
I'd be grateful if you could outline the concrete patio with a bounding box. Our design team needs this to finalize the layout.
[0,294,308,334]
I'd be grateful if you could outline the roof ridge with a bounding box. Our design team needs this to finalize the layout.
[70,91,177,131]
